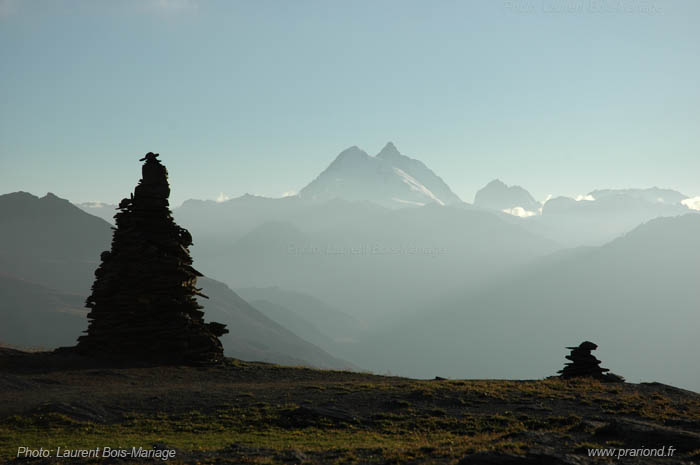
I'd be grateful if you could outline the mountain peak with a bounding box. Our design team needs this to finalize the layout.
[299,144,461,207]
[376,141,401,159]
[330,146,371,164]
[474,180,540,213]
[41,192,64,203]
[485,179,507,188]
[39,193,77,211]
[340,145,366,156]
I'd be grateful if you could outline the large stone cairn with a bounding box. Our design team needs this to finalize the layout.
[77,153,228,364]
[558,341,623,382]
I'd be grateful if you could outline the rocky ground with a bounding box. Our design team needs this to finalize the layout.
[1,348,699,464]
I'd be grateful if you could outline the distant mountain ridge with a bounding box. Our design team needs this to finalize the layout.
[587,187,688,204]
[349,213,700,391]
[190,200,559,323]
[237,286,366,346]
[0,192,111,294]
[533,188,693,246]
[473,179,540,214]
[197,277,355,370]
[76,201,117,223]
[299,142,461,208]
[468,183,695,246]
[2,177,699,388]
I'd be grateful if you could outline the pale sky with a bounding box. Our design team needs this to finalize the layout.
[1,0,699,206]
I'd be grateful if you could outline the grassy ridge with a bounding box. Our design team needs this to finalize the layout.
[3,369,700,464]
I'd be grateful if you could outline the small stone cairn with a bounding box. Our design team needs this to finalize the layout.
[76,153,227,364]
[558,341,624,382]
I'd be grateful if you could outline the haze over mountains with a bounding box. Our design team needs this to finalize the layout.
[346,214,700,390]
[470,179,694,247]
[76,201,118,224]
[532,189,692,246]
[176,198,560,324]
[78,143,699,249]
[3,144,699,390]
[474,179,541,214]
[0,192,351,370]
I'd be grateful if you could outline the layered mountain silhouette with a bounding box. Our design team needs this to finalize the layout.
[197,277,354,369]
[3,152,699,389]
[244,298,338,354]
[177,200,558,323]
[347,213,700,391]
[126,149,694,250]
[236,286,366,358]
[299,143,461,207]
[534,188,691,246]
[469,182,694,246]
[0,192,352,369]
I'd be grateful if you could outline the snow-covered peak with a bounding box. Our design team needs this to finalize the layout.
[298,143,461,208]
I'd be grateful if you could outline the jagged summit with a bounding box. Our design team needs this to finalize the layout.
[474,179,540,214]
[375,141,401,159]
[299,143,461,208]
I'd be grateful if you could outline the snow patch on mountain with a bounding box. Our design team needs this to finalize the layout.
[299,143,460,208]
[502,206,537,218]
[392,167,444,206]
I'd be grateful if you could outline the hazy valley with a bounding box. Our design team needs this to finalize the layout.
[4,143,699,391]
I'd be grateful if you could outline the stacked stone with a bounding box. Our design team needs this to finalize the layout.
[558,341,623,382]
[76,153,227,364]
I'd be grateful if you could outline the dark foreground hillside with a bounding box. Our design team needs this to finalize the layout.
[1,349,699,464]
